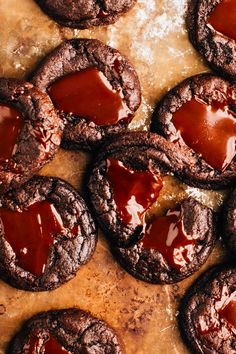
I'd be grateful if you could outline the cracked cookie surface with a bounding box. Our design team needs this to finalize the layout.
[179,265,236,354]
[0,176,97,291]
[0,78,62,193]
[88,132,175,248]
[7,308,124,353]
[151,74,236,189]
[31,38,141,151]
[187,0,236,79]
[35,0,137,29]
[88,132,216,284]
[113,197,217,284]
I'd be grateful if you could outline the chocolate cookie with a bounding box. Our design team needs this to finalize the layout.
[151,73,236,189]
[222,188,236,254]
[113,197,216,284]
[179,265,236,354]
[31,38,141,151]
[88,130,217,273]
[0,176,97,291]
[88,132,177,248]
[188,0,236,79]
[8,308,124,353]
[35,0,136,29]
[0,78,62,193]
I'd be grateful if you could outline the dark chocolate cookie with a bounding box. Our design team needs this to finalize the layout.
[188,0,236,79]
[222,188,236,254]
[151,73,236,189]
[113,197,216,284]
[31,38,141,151]
[0,78,62,193]
[88,132,177,248]
[88,131,217,280]
[0,176,97,291]
[8,308,124,353]
[179,265,236,354]
[35,0,137,29]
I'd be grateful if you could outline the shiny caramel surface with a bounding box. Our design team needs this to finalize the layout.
[0,1,228,353]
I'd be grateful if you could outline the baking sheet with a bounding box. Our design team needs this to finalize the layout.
[0,1,228,353]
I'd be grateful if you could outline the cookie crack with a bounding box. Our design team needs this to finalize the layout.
[95,0,106,12]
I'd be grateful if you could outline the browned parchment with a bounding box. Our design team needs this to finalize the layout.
[0,1,228,353]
